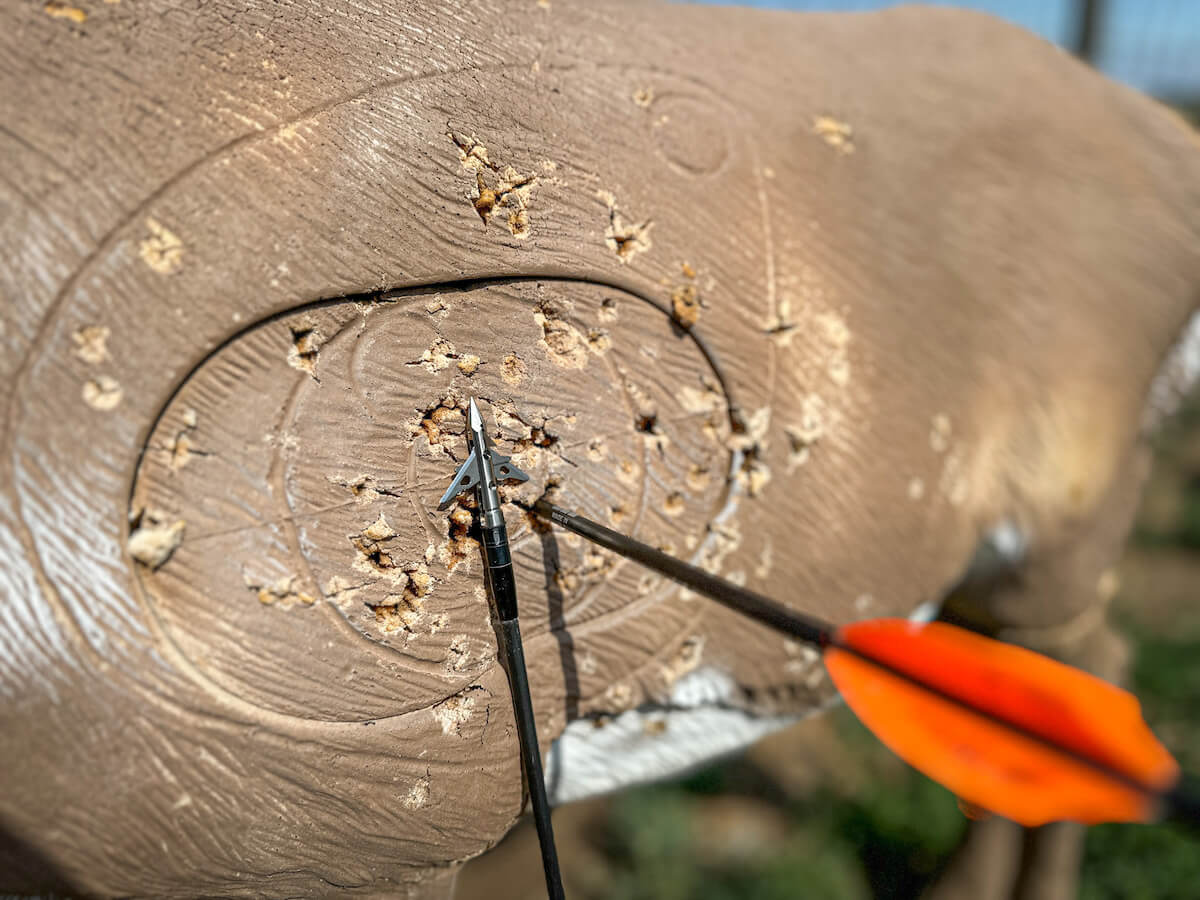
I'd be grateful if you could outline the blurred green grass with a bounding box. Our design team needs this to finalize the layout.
[596,710,965,900]
[1081,625,1200,899]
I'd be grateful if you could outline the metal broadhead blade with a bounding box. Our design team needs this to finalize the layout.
[435,399,532,510]
[437,447,481,509]
[489,452,530,485]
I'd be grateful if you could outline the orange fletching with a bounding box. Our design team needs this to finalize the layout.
[824,619,1179,826]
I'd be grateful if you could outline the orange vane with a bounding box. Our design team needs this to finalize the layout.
[825,618,1182,827]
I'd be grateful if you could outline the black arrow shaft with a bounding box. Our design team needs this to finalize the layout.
[533,500,832,648]
[480,519,565,900]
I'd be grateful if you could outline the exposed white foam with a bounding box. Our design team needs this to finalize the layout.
[1145,309,1200,430]
[908,600,941,624]
[544,667,800,806]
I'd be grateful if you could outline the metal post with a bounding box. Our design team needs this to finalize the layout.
[1073,0,1105,63]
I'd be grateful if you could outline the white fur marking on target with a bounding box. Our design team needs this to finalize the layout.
[1144,309,1200,430]
[545,667,801,806]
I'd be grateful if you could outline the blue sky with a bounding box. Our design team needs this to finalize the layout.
[683,0,1200,99]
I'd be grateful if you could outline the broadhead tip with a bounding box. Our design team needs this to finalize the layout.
[467,397,483,431]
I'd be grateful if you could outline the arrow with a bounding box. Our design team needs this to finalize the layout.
[439,400,564,900]
[530,500,1200,829]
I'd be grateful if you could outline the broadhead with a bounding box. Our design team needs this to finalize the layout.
[436,398,532,509]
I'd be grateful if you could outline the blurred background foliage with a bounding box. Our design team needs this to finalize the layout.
[458,3,1199,897]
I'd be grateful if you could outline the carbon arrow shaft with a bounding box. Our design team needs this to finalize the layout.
[532,500,832,647]
[462,402,564,900]
[480,516,563,900]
